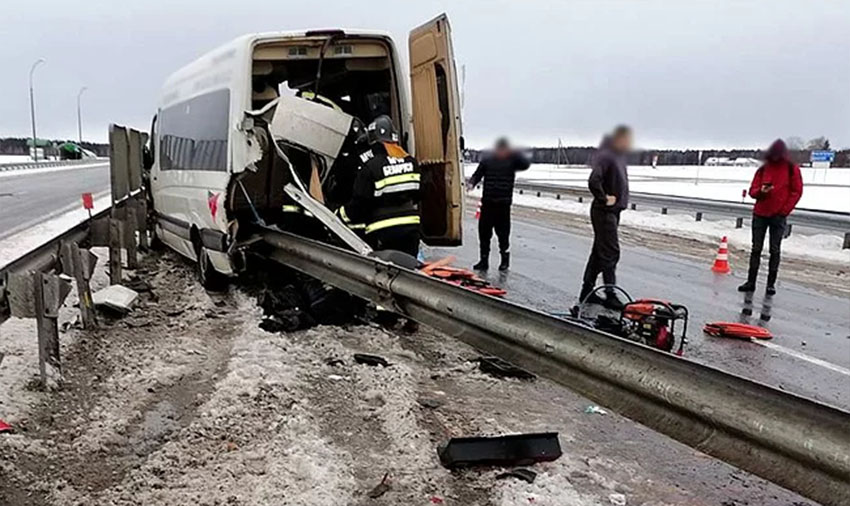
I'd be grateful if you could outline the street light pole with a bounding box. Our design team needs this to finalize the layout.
[29,58,46,162]
[77,86,88,145]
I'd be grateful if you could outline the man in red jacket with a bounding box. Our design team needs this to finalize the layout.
[738,139,803,295]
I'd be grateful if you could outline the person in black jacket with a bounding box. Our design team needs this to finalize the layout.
[337,115,421,256]
[467,138,530,271]
[579,126,632,309]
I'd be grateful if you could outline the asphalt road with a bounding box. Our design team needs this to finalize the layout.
[0,163,110,240]
[433,212,850,410]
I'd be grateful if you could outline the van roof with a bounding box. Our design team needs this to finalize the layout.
[162,29,395,92]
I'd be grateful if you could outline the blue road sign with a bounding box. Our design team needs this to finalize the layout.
[811,150,835,163]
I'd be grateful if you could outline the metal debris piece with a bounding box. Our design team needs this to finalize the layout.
[438,432,562,469]
[367,472,391,498]
[92,284,138,313]
[477,357,536,380]
[496,468,537,484]
[584,405,607,415]
[418,398,445,409]
[354,353,390,367]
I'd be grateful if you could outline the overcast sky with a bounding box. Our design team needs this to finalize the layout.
[1,0,848,149]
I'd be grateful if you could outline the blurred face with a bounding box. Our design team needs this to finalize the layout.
[612,132,633,153]
[494,139,511,157]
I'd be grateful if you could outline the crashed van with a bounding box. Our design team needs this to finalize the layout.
[146,15,463,287]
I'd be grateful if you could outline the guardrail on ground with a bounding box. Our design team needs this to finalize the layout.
[0,159,106,173]
[263,228,850,506]
[513,181,850,245]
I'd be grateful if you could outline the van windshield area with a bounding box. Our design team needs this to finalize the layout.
[229,37,400,240]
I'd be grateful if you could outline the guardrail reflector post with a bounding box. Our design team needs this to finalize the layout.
[661,207,668,215]
[577,196,583,203]
[555,194,560,200]
[630,203,636,210]
[695,212,703,222]
[736,217,744,229]
[844,232,850,250]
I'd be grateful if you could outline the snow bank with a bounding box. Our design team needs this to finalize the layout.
[466,163,850,213]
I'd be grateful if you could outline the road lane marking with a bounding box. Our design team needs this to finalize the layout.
[754,340,850,377]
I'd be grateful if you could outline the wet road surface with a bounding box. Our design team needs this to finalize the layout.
[0,163,110,239]
[432,212,850,410]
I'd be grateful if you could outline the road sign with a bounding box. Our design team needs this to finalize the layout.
[811,150,835,163]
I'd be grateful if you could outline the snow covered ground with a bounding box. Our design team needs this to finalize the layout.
[465,163,850,213]
[0,155,36,164]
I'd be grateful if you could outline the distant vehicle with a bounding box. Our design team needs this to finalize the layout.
[704,157,760,167]
[145,15,464,288]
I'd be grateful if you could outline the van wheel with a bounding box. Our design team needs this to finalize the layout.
[197,247,228,292]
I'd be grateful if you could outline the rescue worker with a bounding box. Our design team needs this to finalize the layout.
[467,137,530,271]
[337,115,421,256]
[738,139,803,295]
[579,125,632,310]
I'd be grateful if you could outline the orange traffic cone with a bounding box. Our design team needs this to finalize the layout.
[711,236,731,274]
[474,199,482,220]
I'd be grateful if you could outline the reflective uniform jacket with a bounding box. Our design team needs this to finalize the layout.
[338,142,421,235]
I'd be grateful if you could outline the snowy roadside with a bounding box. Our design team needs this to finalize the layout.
[470,188,850,267]
[0,250,811,505]
[0,191,111,266]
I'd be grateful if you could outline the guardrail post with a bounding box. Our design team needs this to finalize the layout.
[784,223,793,238]
[109,218,123,284]
[518,189,523,195]
[630,203,636,211]
[136,198,149,250]
[555,194,560,200]
[695,212,703,222]
[577,196,583,203]
[125,209,139,269]
[736,217,744,229]
[34,272,71,385]
[62,242,98,329]
[661,207,668,215]
[843,232,850,250]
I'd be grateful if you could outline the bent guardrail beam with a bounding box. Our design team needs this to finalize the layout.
[513,181,850,237]
[263,229,850,506]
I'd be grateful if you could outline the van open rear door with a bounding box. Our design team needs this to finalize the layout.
[409,14,463,246]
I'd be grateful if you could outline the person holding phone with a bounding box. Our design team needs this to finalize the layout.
[738,139,804,295]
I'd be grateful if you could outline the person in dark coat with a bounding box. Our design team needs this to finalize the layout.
[738,139,803,295]
[579,125,632,309]
[467,137,530,271]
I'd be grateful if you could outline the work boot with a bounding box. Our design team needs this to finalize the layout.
[603,291,627,311]
[765,285,777,296]
[473,257,489,270]
[498,252,510,271]
[737,281,756,293]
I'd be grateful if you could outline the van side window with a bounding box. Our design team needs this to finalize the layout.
[159,89,230,171]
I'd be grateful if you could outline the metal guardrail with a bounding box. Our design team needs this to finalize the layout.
[0,159,105,173]
[263,228,850,506]
[514,181,850,235]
